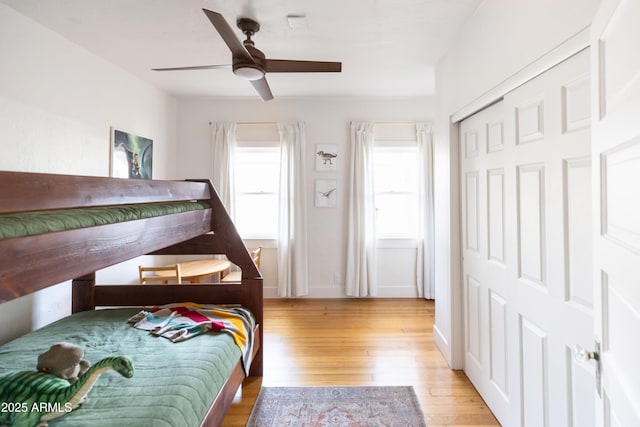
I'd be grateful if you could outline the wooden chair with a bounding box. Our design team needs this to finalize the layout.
[221,246,262,282]
[139,264,182,284]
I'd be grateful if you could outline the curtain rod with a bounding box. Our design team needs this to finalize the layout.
[209,121,421,125]
[374,121,418,125]
[208,121,277,125]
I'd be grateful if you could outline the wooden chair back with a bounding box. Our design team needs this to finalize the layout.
[250,246,262,269]
[221,246,262,282]
[139,264,182,284]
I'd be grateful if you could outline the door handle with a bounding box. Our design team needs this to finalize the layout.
[573,345,599,362]
[572,340,601,397]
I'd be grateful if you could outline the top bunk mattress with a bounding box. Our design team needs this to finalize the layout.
[0,307,249,426]
[0,201,210,239]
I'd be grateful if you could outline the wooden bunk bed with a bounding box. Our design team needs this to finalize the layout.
[0,171,262,427]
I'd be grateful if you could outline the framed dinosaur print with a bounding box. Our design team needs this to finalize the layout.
[315,179,337,208]
[315,144,337,171]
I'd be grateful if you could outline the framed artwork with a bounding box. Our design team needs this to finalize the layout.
[315,179,337,208]
[315,144,338,171]
[110,128,153,179]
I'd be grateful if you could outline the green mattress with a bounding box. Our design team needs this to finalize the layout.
[0,201,210,239]
[0,308,243,426]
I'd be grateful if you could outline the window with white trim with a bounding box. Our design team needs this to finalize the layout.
[373,124,419,238]
[233,127,280,238]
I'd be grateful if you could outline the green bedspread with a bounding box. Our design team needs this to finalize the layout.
[0,201,210,239]
[0,308,243,426]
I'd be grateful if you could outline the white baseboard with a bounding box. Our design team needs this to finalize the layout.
[263,285,421,298]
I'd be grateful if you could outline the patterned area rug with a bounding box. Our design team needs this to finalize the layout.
[246,386,427,427]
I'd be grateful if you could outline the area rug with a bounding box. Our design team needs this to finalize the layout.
[246,386,427,427]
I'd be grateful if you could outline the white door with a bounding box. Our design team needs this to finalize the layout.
[460,100,512,423]
[460,49,594,426]
[591,0,640,425]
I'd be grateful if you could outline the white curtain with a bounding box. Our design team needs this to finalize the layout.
[277,122,309,297]
[416,123,435,299]
[345,122,377,297]
[210,122,236,214]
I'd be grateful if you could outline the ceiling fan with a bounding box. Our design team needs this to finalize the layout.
[152,9,342,101]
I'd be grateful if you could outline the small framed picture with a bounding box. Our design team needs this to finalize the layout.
[315,144,338,171]
[110,128,153,179]
[315,179,337,208]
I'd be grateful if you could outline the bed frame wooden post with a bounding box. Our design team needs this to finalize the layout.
[72,273,96,313]
[244,278,263,377]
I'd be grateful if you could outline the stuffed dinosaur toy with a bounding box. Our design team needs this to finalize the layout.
[36,342,91,384]
[0,355,134,427]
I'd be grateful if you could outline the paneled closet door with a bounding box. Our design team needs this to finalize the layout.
[461,100,511,424]
[461,48,594,426]
[591,0,640,424]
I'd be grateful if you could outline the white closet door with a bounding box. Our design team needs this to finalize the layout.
[461,100,511,423]
[461,49,594,426]
[591,0,640,425]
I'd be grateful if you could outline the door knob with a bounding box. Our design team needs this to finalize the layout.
[572,340,601,397]
[572,345,599,362]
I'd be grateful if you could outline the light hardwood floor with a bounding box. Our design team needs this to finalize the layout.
[222,298,500,427]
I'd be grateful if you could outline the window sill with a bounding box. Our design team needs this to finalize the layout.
[242,237,278,249]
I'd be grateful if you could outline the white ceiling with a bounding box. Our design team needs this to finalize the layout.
[1,0,482,99]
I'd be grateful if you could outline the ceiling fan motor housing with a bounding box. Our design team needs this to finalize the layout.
[233,18,266,80]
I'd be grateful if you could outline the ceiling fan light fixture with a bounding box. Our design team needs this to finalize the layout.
[233,64,265,80]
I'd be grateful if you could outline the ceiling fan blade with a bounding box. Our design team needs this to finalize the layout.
[202,9,253,63]
[152,64,231,71]
[265,59,342,73]
[250,77,274,101]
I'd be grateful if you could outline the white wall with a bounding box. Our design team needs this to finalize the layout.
[176,97,433,297]
[433,0,600,368]
[0,4,177,344]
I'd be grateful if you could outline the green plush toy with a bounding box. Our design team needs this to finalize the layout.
[0,355,134,427]
[36,342,91,384]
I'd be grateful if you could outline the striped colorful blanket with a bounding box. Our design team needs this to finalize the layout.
[127,303,255,375]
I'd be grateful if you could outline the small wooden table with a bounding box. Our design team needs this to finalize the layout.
[154,259,231,283]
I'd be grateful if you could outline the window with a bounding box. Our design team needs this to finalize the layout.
[233,146,280,238]
[373,146,419,238]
